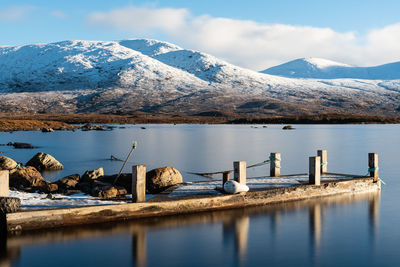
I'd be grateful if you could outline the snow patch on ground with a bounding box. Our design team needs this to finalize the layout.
[168,175,353,198]
[10,190,127,210]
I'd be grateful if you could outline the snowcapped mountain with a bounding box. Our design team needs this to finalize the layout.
[0,40,400,115]
[261,57,400,80]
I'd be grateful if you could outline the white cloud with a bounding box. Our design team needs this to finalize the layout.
[88,6,189,34]
[0,5,35,23]
[51,10,68,19]
[87,5,400,70]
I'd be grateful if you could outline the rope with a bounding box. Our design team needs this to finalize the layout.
[190,156,280,177]
[365,167,379,176]
[365,167,385,186]
[247,159,270,169]
[188,169,233,177]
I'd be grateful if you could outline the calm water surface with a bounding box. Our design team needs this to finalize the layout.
[0,124,399,267]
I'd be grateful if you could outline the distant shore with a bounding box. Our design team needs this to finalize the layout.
[0,112,399,131]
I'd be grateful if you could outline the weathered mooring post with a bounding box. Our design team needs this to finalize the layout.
[270,153,281,177]
[222,171,230,188]
[309,156,321,185]
[0,171,9,197]
[368,153,379,182]
[317,150,327,174]
[132,165,146,203]
[234,161,246,185]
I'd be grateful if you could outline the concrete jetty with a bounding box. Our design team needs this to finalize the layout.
[2,150,381,233]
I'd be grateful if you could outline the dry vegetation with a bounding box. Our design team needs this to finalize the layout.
[0,112,399,132]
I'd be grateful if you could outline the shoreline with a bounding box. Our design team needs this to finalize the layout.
[1,112,399,132]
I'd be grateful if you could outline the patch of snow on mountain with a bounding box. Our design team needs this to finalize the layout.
[304,57,351,69]
[119,39,182,57]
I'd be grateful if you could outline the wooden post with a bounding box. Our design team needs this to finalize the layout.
[234,161,246,185]
[0,171,9,197]
[270,153,281,177]
[368,153,379,182]
[317,150,327,174]
[132,165,146,203]
[309,156,321,185]
[223,171,230,188]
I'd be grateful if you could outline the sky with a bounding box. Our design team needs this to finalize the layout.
[2,0,400,70]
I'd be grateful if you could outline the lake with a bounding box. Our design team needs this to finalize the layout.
[0,124,399,267]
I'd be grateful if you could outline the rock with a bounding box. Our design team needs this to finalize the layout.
[55,174,80,191]
[9,166,46,189]
[282,125,294,130]
[0,156,18,170]
[81,168,104,183]
[98,173,132,193]
[13,142,37,149]
[41,128,54,132]
[77,182,91,194]
[223,180,249,194]
[91,184,127,199]
[39,183,59,193]
[146,166,183,194]
[81,124,105,131]
[26,152,64,171]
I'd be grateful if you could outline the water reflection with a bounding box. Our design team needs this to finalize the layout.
[309,203,322,257]
[0,191,380,267]
[368,191,380,245]
[132,230,146,267]
[223,211,250,266]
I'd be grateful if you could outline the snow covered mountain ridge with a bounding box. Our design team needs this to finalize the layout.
[261,57,400,80]
[0,39,400,115]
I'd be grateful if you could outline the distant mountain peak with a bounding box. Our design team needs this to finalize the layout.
[261,57,400,79]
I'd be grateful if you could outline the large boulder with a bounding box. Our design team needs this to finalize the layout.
[26,152,63,171]
[146,166,183,194]
[9,166,46,189]
[81,168,104,183]
[0,156,18,170]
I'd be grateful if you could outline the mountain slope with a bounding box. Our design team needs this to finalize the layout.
[261,57,400,80]
[0,40,209,93]
[0,40,399,115]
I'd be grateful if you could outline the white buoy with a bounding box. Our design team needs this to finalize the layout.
[224,180,249,194]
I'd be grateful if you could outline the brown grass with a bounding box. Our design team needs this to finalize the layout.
[0,112,399,132]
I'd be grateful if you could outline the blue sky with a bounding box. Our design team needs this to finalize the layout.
[1,1,400,69]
